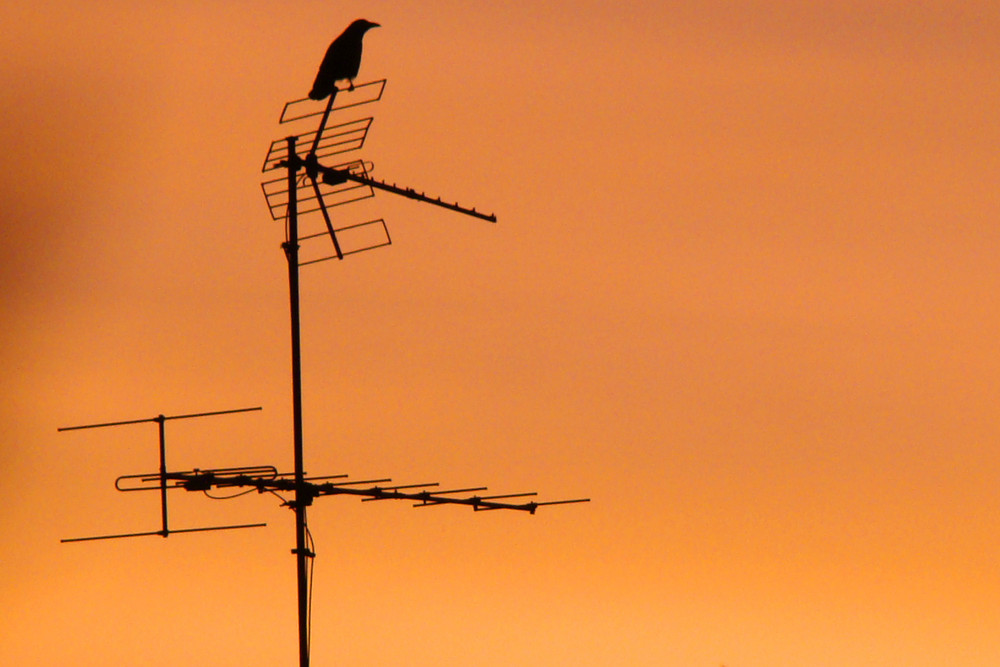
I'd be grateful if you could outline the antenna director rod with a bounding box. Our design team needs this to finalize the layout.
[292,153,497,223]
[342,171,497,223]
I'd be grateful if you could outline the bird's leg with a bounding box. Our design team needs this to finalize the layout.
[347,79,355,92]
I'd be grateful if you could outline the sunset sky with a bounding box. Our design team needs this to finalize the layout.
[3,2,1000,665]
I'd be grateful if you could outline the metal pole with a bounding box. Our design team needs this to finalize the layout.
[282,135,312,667]
[156,415,169,536]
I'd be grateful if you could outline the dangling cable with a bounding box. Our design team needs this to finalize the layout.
[203,487,256,500]
[267,489,289,506]
[305,520,316,659]
[284,193,292,245]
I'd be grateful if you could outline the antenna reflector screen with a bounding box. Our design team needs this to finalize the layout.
[278,79,386,124]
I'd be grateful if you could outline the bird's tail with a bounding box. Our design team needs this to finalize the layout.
[309,83,340,102]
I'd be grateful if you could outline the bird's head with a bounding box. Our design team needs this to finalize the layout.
[350,19,380,33]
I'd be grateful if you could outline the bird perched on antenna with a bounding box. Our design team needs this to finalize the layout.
[308,19,380,100]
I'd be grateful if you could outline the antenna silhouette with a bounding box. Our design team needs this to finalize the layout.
[61,25,587,667]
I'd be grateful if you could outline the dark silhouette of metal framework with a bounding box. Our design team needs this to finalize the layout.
[60,79,588,666]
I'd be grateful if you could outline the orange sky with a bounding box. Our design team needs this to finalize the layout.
[3,1,1000,665]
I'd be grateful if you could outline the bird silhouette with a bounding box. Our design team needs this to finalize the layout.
[308,19,380,100]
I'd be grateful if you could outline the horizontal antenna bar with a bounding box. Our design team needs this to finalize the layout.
[62,529,169,543]
[386,482,439,491]
[117,466,278,491]
[324,478,393,487]
[130,470,586,515]
[428,486,489,495]
[59,417,157,431]
[160,522,268,535]
[159,406,263,421]
[359,482,440,501]
[61,522,266,543]
[477,492,538,500]
[117,473,183,492]
[58,406,262,432]
[533,498,591,507]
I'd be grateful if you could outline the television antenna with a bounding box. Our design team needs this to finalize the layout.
[62,51,588,667]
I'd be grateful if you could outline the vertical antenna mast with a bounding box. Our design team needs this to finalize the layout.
[282,134,313,664]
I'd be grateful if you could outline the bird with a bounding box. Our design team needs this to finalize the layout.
[308,19,380,100]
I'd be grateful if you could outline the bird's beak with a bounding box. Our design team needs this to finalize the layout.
[369,21,380,28]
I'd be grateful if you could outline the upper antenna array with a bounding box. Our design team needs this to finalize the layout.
[261,80,496,264]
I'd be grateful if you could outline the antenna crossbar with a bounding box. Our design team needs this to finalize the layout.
[60,522,268,544]
[149,469,588,515]
[58,406,263,432]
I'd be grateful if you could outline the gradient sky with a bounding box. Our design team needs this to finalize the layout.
[3,2,1000,665]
